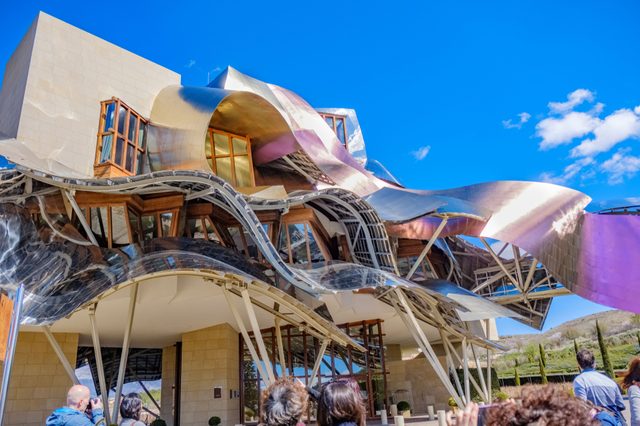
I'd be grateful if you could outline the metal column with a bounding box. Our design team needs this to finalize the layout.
[112,283,139,422]
[0,284,25,425]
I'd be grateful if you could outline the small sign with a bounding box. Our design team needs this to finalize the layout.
[214,387,222,399]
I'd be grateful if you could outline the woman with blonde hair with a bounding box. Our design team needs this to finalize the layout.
[623,356,640,426]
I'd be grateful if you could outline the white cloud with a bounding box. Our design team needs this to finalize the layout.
[411,145,431,160]
[536,112,601,150]
[570,108,640,158]
[600,149,640,184]
[502,112,531,129]
[548,89,595,114]
[185,59,196,68]
[539,157,595,185]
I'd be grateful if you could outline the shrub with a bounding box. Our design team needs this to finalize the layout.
[448,396,458,407]
[209,416,221,426]
[494,391,509,402]
[397,401,411,412]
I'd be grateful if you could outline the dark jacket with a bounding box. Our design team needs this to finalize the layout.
[45,406,105,426]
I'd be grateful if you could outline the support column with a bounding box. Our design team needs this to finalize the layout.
[89,304,111,426]
[0,284,24,425]
[112,283,139,422]
[308,339,330,386]
[241,289,275,385]
[42,326,80,385]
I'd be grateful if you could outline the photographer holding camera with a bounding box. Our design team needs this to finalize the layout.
[46,385,105,426]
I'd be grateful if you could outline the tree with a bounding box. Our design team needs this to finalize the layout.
[573,339,579,356]
[596,320,615,378]
[538,357,548,385]
[514,366,521,387]
[539,343,547,368]
[524,344,536,363]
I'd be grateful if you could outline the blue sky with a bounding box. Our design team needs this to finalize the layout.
[1,1,638,335]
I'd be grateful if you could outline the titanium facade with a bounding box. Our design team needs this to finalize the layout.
[0,11,638,426]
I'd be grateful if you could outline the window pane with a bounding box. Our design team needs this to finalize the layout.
[136,151,144,174]
[138,122,146,149]
[205,132,213,159]
[128,209,141,244]
[288,223,309,264]
[232,137,247,155]
[324,116,334,130]
[234,155,251,187]
[125,144,135,172]
[215,157,232,182]
[214,133,229,155]
[141,214,157,241]
[90,207,108,242]
[306,224,326,263]
[104,103,115,132]
[336,118,346,146]
[188,218,205,239]
[128,114,137,141]
[228,226,246,254]
[117,106,127,135]
[115,137,124,166]
[99,135,113,163]
[111,206,129,245]
[160,212,173,237]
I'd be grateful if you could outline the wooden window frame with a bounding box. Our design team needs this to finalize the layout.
[95,98,148,176]
[319,112,348,149]
[278,209,332,264]
[206,128,255,187]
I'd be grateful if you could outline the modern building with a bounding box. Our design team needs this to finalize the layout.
[0,12,637,426]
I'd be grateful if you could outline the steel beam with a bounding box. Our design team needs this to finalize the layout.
[0,284,24,425]
[406,218,448,280]
[42,326,80,385]
[309,339,330,386]
[479,238,520,288]
[241,289,276,385]
[274,318,287,377]
[63,190,99,246]
[88,304,111,426]
[112,283,139,422]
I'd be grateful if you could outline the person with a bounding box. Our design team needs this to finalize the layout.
[119,392,146,426]
[46,384,105,426]
[317,379,365,426]
[261,378,309,426]
[574,348,626,425]
[622,356,640,426]
[446,401,478,426]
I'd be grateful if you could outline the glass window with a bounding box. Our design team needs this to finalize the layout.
[141,214,157,241]
[128,208,141,244]
[96,99,148,175]
[111,206,129,245]
[336,117,346,146]
[205,129,254,187]
[90,207,108,242]
[214,132,229,155]
[320,113,348,148]
[282,223,326,265]
[215,157,232,182]
[204,217,221,242]
[188,218,206,239]
[104,103,115,132]
[160,212,173,237]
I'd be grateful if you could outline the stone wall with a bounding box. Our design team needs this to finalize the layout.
[181,323,240,426]
[386,344,451,414]
[1,331,79,426]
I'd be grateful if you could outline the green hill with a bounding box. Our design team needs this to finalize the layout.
[495,310,640,379]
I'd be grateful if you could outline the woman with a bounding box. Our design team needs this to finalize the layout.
[623,356,640,426]
[261,378,308,426]
[119,392,145,426]
[317,379,365,426]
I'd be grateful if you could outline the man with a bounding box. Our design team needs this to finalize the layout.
[46,384,105,426]
[574,348,626,425]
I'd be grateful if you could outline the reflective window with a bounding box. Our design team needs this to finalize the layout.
[279,222,326,264]
[320,113,348,148]
[96,99,148,175]
[205,128,254,187]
